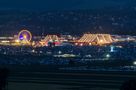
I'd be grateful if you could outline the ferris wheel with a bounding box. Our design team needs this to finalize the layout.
[18,30,32,42]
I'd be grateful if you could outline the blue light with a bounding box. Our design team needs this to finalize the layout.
[110,46,114,52]
[20,36,24,40]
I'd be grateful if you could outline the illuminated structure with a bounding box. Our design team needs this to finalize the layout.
[17,30,32,45]
[40,35,61,46]
[76,34,113,46]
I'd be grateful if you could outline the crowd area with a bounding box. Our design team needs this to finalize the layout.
[0,41,136,65]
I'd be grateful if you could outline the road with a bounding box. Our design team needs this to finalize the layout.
[6,71,136,90]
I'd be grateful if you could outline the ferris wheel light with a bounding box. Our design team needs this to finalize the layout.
[23,34,27,39]
[18,30,32,42]
[19,36,24,40]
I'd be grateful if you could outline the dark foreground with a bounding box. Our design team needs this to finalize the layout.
[1,65,136,90]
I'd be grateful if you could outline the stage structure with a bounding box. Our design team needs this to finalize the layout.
[75,34,113,46]
[40,35,61,46]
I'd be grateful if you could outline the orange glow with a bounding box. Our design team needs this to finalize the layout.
[89,43,92,45]
[100,40,103,43]
[15,39,20,43]
[23,34,27,39]
[75,43,78,45]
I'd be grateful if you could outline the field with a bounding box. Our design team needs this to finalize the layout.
[0,65,135,90]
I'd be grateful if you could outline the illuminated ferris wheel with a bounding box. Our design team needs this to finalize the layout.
[18,30,32,42]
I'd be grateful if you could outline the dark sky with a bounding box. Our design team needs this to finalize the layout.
[0,0,135,11]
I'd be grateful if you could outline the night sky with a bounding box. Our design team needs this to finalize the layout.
[0,0,135,11]
[0,0,136,35]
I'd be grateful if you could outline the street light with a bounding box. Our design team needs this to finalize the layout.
[133,61,136,65]
[106,54,110,58]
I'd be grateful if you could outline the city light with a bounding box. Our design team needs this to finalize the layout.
[75,43,78,46]
[1,41,10,43]
[106,54,110,58]
[80,43,83,46]
[32,49,35,53]
[89,43,92,45]
[100,40,103,43]
[15,39,20,43]
[110,46,115,52]
[133,61,136,65]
